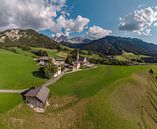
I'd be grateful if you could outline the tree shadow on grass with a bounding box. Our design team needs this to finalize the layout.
[32,70,47,79]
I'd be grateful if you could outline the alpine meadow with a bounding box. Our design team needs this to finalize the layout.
[0,0,157,129]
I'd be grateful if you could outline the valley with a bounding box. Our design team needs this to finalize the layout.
[0,48,157,129]
[1,0,157,129]
[0,29,157,129]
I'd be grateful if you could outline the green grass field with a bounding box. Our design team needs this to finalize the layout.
[49,65,157,129]
[0,93,22,113]
[115,52,148,61]
[31,47,68,58]
[0,49,45,89]
[0,64,157,129]
[50,65,145,98]
[32,47,58,57]
[13,47,35,57]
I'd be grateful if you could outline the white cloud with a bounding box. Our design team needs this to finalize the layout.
[0,0,66,30]
[119,6,157,35]
[70,15,90,32]
[0,0,89,35]
[154,22,157,26]
[87,26,112,39]
[0,0,111,38]
[51,15,90,36]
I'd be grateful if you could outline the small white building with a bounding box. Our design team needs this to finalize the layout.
[37,56,50,66]
[52,58,65,66]
[72,62,80,71]
[54,66,62,77]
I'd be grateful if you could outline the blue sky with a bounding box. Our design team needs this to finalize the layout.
[66,0,157,43]
[0,0,157,43]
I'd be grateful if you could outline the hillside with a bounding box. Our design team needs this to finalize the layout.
[0,48,45,89]
[0,29,58,48]
[0,65,157,129]
[63,36,157,56]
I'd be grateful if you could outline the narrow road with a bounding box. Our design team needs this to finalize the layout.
[0,89,26,93]
[42,69,68,87]
[0,69,69,94]
[0,66,97,94]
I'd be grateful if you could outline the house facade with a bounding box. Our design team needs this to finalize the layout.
[52,58,65,66]
[54,66,62,77]
[72,62,80,71]
[37,56,50,66]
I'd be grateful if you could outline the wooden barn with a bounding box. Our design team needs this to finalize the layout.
[24,86,49,113]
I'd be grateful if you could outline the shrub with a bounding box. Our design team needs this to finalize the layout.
[31,50,48,57]
[40,62,57,79]
[18,46,31,51]
[149,69,154,74]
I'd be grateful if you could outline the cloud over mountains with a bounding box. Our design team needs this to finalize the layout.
[0,0,111,39]
[119,6,157,35]
[87,26,112,39]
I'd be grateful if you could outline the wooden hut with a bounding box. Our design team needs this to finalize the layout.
[24,86,49,112]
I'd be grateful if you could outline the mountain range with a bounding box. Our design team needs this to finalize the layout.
[52,35,91,44]
[1,29,157,57]
[62,36,157,56]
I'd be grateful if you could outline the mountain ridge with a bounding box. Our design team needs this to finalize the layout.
[52,34,91,44]
[62,35,157,56]
[1,29,157,57]
[0,29,58,48]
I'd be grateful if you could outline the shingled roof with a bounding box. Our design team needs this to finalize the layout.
[38,56,49,61]
[24,86,49,103]
[79,56,86,62]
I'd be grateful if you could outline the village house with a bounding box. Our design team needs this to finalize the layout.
[52,58,65,66]
[71,56,88,71]
[54,66,62,77]
[23,86,49,113]
[75,51,89,66]
[37,56,50,66]
[78,56,88,65]
[72,61,81,71]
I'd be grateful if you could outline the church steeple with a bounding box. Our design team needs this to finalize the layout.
[76,49,79,61]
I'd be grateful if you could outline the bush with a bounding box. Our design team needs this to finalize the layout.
[18,46,31,51]
[40,62,57,79]
[149,69,154,74]
[4,48,17,54]
[31,50,48,57]
[65,55,73,65]
[65,49,79,65]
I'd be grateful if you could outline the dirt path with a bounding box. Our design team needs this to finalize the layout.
[42,69,68,87]
[0,89,26,93]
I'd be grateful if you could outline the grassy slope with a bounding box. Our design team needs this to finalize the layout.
[32,47,68,58]
[115,52,148,61]
[32,47,58,57]
[50,65,145,98]
[1,65,157,129]
[0,49,45,89]
[0,93,22,113]
[12,47,35,57]
[49,65,147,129]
